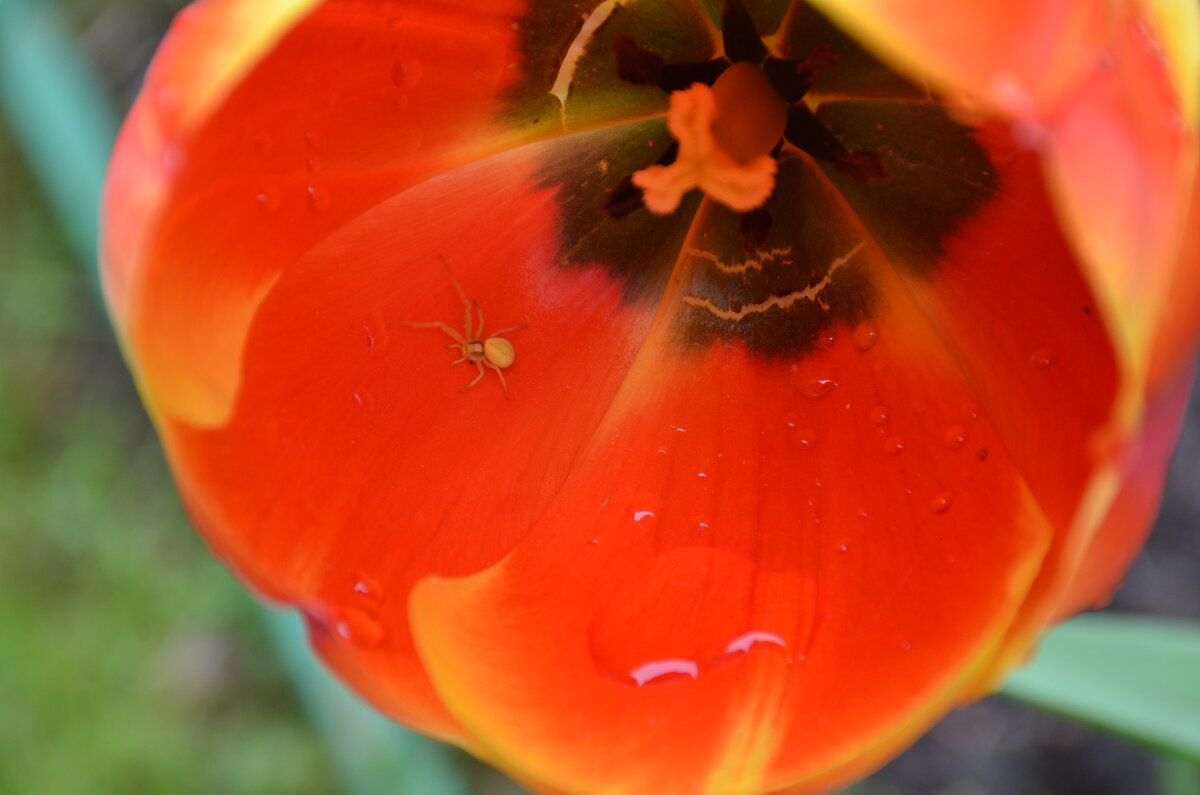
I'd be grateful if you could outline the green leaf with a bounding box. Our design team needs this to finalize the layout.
[1003,613,1200,761]
[1158,754,1200,795]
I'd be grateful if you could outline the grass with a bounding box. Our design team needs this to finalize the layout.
[0,127,339,795]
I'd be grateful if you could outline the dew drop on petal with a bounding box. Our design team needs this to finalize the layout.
[851,322,879,351]
[253,131,274,157]
[944,425,966,450]
[255,187,281,215]
[361,314,390,356]
[306,184,330,211]
[391,58,424,89]
[724,630,787,655]
[883,436,905,455]
[633,510,655,522]
[629,658,699,686]
[930,492,954,514]
[332,606,385,648]
[350,571,383,603]
[1029,347,1057,368]
[792,427,816,450]
[800,377,838,400]
[813,329,836,350]
[870,405,890,426]
[351,389,376,411]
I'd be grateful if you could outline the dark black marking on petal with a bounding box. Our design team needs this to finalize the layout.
[536,120,698,302]
[670,157,875,358]
[812,101,998,272]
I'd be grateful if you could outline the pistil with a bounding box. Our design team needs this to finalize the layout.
[632,64,787,214]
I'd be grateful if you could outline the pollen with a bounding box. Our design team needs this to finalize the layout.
[633,63,786,215]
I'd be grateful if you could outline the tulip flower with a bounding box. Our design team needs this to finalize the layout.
[101,0,1200,792]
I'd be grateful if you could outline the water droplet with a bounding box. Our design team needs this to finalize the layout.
[800,377,838,400]
[883,436,905,455]
[391,58,424,89]
[724,631,786,655]
[851,322,879,351]
[1029,347,1057,369]
[931,492,954,514]
[792,427,816,450]
[589,537,600,545]
[306,156,322,173]
[697,471,708,478]
[362,315,390,356]
[350,572,383,603]
[630,658,698,686]
[306,184,330,211]
[697,522,710,530]
[255,188,281,215]
[837,543,850,553]
[944,425,966,450]
[670,425,687,433]
[633,510,655,522]
[253,131,274,157]
[332,606,384,647]
[813,329,836,350]
[870,405,889,425]
[352,390,375,410]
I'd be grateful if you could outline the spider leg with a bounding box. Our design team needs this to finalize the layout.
[484,359,511,400]
[474,299,485,338]
[489,324,528,337]
[450,356,467,365]
[439,257,474,339]
[394,320,466,345]
[460,361,485,392]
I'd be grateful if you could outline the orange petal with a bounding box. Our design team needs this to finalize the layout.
[801,0,1108,117]
[804,0,1200,397]
[1052,363,1194,619]
[410,189,1057,793]
[101,0,319,313]
[104,0,542,427]
[157,122,693,739]
[1040,5,1199,394]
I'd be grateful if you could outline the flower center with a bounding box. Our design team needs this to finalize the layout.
[710,63,788,166]
[630,65,786,215]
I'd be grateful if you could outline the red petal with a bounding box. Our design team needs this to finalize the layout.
[158,126,686,738]
[1052,364,1194,619]
[106,0,542,426]
[409,236,1055,793]
[407,132,1116,792]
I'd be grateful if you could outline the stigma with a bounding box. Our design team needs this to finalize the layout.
[633,63,787,215]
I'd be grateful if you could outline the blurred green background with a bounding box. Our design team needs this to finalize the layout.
[0,1,1197,794]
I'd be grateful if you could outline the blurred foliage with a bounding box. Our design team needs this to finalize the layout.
[0,128,339,794]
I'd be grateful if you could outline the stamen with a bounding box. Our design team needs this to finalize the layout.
[784,104,888,183]
[632,83,777,214]
[722,0,767,63]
